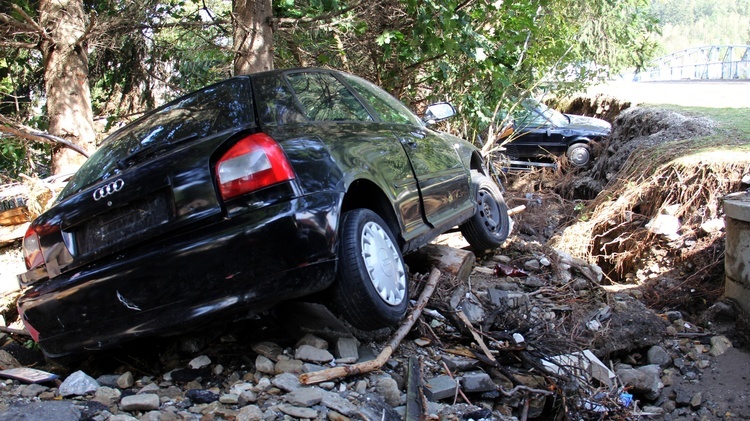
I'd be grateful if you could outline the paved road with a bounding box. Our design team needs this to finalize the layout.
[588,80,750,108]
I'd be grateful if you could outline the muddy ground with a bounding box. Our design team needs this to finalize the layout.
[0,98,749,420]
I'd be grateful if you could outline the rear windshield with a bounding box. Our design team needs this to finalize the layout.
[58,78,255,201]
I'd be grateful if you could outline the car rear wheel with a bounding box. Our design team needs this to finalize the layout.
[333,209,408,330]
[460,171,509,252]
[566,143,591,167]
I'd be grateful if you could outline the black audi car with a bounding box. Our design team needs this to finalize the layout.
[18,68,509,359]
[502,99,611,167]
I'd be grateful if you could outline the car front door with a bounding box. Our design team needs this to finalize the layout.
[341,74,472,230]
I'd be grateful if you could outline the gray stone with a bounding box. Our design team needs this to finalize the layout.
[255,355,275,374]
[675,387,691,407]
[295,333,328,349]
[0,401,80,421]
[189,355,212,369]
[96,374,120,388]
[236,404,264,421]
[274,358,305,374]
[251,341,283,361]
[20,383,48,398]
[441,356,478,372]
[459,371,495,393]
[647,345,672,367]
[239,390,258,405]
[286,386,324,406]
[117,371,135,389]
[295,344,334,363]
[615,365,663,400]
[137,383,160,394]
[642,405,664,415]
[59,370,100,397]
[109,414,139,421]
[279,404,318,418]
[121,394,160,411]
[690,391,703,408]
[424,375,458,401]
[272,372,301,392]
[458,293,485,323]
[710,335,732,356]
[375,378,402,407]
[488,289,529,309]
[335,337,359,363]
[92,386,121,406]
[524,259,541,271]
[219,393,239,404]
[320,390,359,416]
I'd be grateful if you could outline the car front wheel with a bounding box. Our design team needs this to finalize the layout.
[333,209,408,330]
[566,143,591,167]
[460,171,510,252]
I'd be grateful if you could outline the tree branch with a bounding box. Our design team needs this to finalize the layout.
[0,116,90,158]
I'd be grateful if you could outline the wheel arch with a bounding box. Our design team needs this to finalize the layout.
[340,179,404,247]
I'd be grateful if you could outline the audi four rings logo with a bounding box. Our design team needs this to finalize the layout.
[93,179,125,201]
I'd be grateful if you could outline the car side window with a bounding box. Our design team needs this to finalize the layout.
[342,74,422,126]
[253,74,308,126]
[286,72,372,122]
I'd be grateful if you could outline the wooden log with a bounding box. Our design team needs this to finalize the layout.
[405,244,474,282]
[299,268,441,385]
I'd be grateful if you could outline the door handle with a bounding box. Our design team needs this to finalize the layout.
[400,137,418,148]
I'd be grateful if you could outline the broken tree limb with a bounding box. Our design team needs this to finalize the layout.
[299,268,442,385]
[405,244,474,283]
[456,309,497,364]
[508,204,526,217]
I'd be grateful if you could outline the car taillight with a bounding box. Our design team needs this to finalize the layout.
[23,226,44,270]
[216,133,295,201]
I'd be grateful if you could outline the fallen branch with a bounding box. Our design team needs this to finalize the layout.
[0,326,30,337]
[299,268,442,384]
[0,116,89,158]
[455,309,497,364]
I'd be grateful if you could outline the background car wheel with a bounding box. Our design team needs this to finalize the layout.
[566,143,591,167]
[333,209,408,330]
[460,171,510,252]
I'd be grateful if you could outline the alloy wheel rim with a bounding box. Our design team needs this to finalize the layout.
[360,221,406,306]
[570,147,590,166]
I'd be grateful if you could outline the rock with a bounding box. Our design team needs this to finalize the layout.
[295,344,334,363]
[274,358,305,374]
[117,371,134,389]
[441,356,478,372]
[0,401,80,421]
[335,337,359,363]
[59,370,100,397]
[460,371,495,393]
[278,403,318,418]
[458,292,485,323]
[121,394,160,411]
[690,391,703,408]
[646,214,681,239]
[251,341,283,361]
[286,387,324,406]
[185,389,219,404]
[236,405,264,421]
[616,365,663,400]
[272,372,301,392]
[295,333,328,349]
[488,289,529,309]
[524,259,541,271]
[424,375,458,401]
[137,383,160,394]
[92,386,121,406]
[675,387,692,407]
[219,393,239,404]
[238,390,258,405]
[647,345,672,367]
[188,355,211,369]
[96,374,120,388]
[254,355,275,374]
[700,218,724,234]
[375,378,402,407]
[0,350,21,369]
[709,335,732,356]
[320,390,359,416]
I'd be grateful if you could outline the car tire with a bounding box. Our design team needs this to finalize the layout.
[460,171,510,252]
[333,209,408,330]
[566,143,591,167]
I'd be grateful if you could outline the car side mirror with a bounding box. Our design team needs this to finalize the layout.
[423,102,456,125]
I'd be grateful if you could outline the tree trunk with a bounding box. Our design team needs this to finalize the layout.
[232,0,274,75]
[39,0,96,176]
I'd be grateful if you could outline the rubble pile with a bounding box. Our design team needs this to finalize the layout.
[0,236,742,420]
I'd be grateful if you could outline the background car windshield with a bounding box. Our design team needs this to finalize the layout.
[516,99,568,128]
[286,72,372,122]
[342,74,422,126]
[58,79,254,201]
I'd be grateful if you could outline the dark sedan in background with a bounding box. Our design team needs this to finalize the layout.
[18,68,509,359]
[501,99,611,167]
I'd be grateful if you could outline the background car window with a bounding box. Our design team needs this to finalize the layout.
[286,72,372,122]
[342,74,422,126]
[253,74,308,126]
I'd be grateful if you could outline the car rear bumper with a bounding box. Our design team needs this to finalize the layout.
[17,193,340,358]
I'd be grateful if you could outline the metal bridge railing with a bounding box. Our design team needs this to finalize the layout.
[637,45,750,81]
